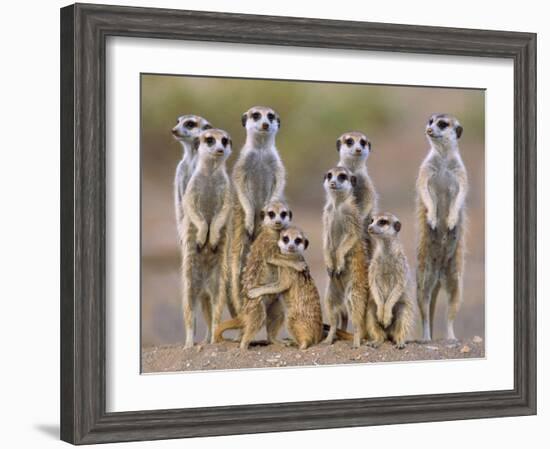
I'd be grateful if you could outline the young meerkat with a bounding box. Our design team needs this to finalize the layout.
[226,106,286,315]
[171,115,213,241]
[214,201,307,349]
[336,131,378,224]
[366,213,413,349]
[247,227,324,350]
[181,128,232,348]
[416,113,467,342]
[322,166,370,348]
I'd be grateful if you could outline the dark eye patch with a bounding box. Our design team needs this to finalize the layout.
[437,120,449,130]
[326,172,332,180]
[202,123,212,130]
[221,137,228,147]
[294,238,302,245]
[378,219,388,226]
[337,173,348,182]
[429,118,434,125]
[252,112,261,121]
[282,236,289,244]
[267,112,275,122]
[267,211,276,219]
[345,138,354,147]
[359,138,367,147]
[205,136,215,146]
[280,211,287,219]
[185,121,196,129]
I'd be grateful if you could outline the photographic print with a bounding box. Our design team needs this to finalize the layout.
[140,74,485,373]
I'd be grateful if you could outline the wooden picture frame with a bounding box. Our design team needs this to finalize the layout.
[60,3,537,444]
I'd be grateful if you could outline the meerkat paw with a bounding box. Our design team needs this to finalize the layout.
[322,335,335,345]
[427,213,437,230]
[393,342,406,350]
[446,212,458,230]
[326,267,335,278]
[366,339,383,349]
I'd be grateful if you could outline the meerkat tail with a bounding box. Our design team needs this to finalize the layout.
[322,323,354,341]
[213,318,243,343]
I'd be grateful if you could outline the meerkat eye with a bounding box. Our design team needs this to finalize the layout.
[280,211,288,219]
[378,219,388,226]
[345,138,354,147]
[205,136,215,146]
[337,173,348,182]
[202,124,212,130]
[359,138,367,147]
[221,137,228,147]
[185,121,196,129]
[437,120,449,130]
[252,112,261,121]
[282,236,290,244]
[294,238,303,245]
[267,112,275,122]
[429,118,434,125]
[326,173,332,180]
[268,211,276,219]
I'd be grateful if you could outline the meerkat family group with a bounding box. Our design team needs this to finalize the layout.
[171,107,467,351]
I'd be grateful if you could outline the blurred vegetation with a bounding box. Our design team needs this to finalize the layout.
[141,74,485,347]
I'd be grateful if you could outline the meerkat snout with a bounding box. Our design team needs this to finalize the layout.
[323,167,356,193]
[278,227,309,255]
[241,106,281,134]
[368,213,402,237]
[260,200,292,231]
[194,129,232,159]
[425,113,463,142]
[172,115,212,141]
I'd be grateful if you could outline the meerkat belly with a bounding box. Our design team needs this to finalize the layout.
[245,154,277,210]
[195,177,226,223]
[430,169,459,223]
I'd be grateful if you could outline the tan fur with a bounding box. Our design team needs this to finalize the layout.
[226,106,286,315]
[181,129,232,348]
[416,113,467,341]
[248,227,323,350]
[366,213,413,349]
[322,167,370,348]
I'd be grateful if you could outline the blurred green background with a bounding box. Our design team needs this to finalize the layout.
[141,74,485,347]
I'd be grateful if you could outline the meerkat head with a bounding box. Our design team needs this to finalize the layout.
[241,106,281,136]
[260,200,292,231]
[323,166,356,199]
[278,226,309,255]
[425,113,463,147]
[368,213,402,238]
[336,131,372,164]
[192,128,232,161]
[171,115,212,143]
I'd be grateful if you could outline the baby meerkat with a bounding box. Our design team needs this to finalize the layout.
[227,106,286,315]
[247,227,324,350]
[322,166,369,348]
[336,131,378,224]
[214,201,307,349]
[171,115,213,241]
[181,128,232,348]
[366,213,413,349]
[416,113,467,342]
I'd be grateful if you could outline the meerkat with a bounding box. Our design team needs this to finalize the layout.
[226,106,286,315]
[181,128,232,348]
[171,115,213,241]
[416,113,467,342]
[214,202,308,349]
[366,213,413,349]
[247,227,324,350]
[336,131,378,224]
[322,166,370,348]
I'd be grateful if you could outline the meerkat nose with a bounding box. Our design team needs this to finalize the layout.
[262,123,269,130]
[171,129,178,135]
[426,127,433,135]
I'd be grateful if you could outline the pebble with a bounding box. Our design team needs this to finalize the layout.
[266,358,279,363]
[473,336,483,344]
[460,345,471,353]
[425,345,439,351]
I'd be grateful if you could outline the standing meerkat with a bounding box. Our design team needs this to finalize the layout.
[171,115,213,241]
[366,213,413,349]
[336,131,378,224]
[247,227,324,350]
[322,166,369,348]
[181,128,232,348]
[416,113,467,342]
[214,201,307,349]
[227,106,286,315]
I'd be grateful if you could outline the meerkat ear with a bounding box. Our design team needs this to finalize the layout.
[192,137,200,151]
[241,113,247,127]
[260,210,265,220]
[456,125,463,139]
[229,138,233,148]
[277,117,281,129]
[304,238,309,250]
[351,175,357,187]
[394,221,402,233]
[288,210,293,221]
[368,141,372,152]
[336,139,342,152]
[202,123,213,130]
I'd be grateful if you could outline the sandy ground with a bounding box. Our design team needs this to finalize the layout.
[142,337,484,373]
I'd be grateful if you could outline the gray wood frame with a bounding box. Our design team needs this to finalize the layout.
[60,3,537,444]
